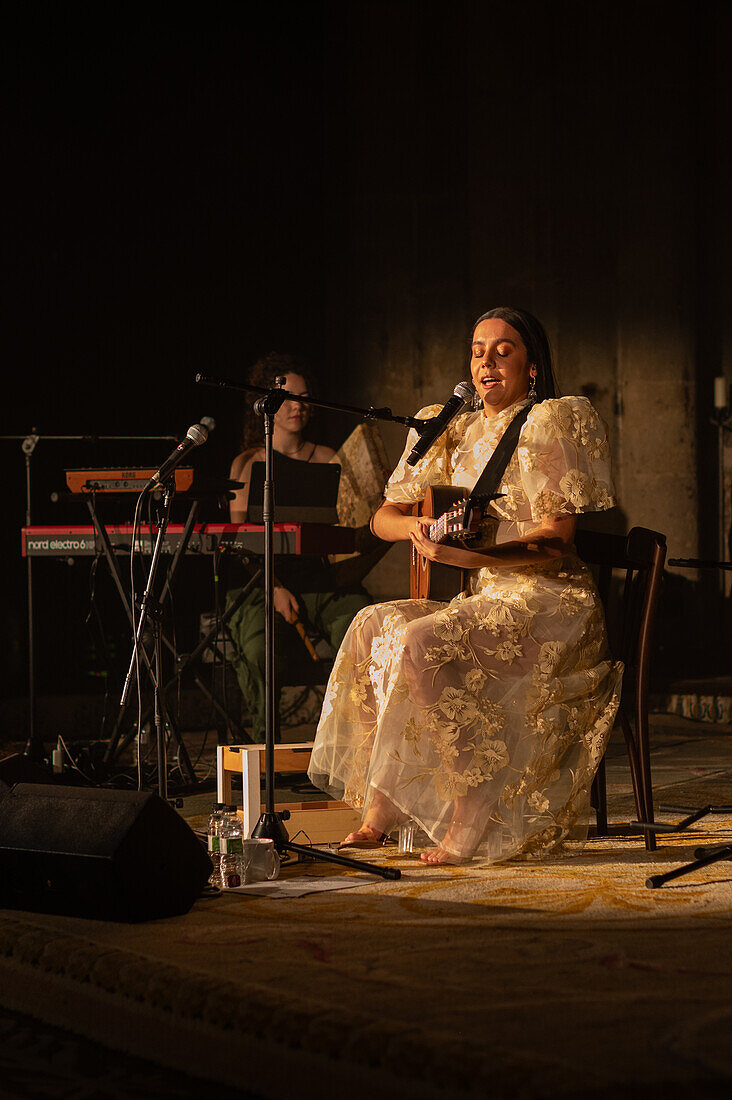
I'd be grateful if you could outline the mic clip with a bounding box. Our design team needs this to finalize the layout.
[149,471,176,492]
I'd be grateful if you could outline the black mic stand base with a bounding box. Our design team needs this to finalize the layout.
[251,810,291,848]
[642,803,732,888]
[252,809,401,881]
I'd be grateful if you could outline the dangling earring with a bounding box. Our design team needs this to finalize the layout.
[472,387,483,410]
[527,373,537,403]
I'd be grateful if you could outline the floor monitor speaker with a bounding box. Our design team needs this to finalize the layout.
[0,784,212,921]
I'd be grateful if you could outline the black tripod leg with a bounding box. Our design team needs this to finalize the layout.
[111,669,251,771]
[158,499,199,607]
[113,569,263,762]
[89,500,161,768]
[188,671,250,742]
[171,568,262,673]
[104,508,241,772]
[157,698,196,786]
[694,843,732,859]
[159,568,263,745]
[286,840,401,880]
[143,499,201,783]
[87,498,134,621]
[103,696,138,765]
[646,844,732,889]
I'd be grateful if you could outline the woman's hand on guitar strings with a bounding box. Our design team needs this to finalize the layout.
[408,519,469,567]
[407,515,436,540]
[412,514,578,573]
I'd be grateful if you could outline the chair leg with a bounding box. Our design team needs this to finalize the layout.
[620,711,644,821]
[591,757,608,836]
[636,686,656,852]
[620,709,656,851]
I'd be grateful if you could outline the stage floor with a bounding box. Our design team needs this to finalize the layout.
[1,713,731,1099]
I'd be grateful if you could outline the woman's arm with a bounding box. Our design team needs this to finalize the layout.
[409,513,578,571]
[371,500,436,543]
[229,449,261,523]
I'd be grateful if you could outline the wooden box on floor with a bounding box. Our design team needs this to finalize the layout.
[216,743,360,844]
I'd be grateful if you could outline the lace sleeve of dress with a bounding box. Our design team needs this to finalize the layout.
[518,396,616,521]
[383,403,451,504]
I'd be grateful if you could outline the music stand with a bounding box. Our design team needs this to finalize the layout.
[195,372,430,881]
[247,456,341,524]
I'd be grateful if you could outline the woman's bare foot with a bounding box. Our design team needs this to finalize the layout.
[338,822,389,849]
[338,787,405,849]
[420,846,468,865]
[420,816,475,865]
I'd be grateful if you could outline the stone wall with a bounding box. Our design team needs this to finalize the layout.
[315,1,730,605]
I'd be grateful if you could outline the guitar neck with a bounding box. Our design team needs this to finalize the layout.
[429,512,452,542]
[411,485,471,602]
[429,493,474,544]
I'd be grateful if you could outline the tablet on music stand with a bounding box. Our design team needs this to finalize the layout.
[246,456,341,524]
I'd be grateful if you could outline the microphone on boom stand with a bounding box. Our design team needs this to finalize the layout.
[407,381,473,466]
[146,417,215,490]
[405,380,473,466]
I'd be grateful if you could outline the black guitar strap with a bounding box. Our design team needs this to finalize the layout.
[468,402,533,507]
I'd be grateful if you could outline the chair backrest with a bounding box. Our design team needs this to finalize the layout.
[574,526,667,693]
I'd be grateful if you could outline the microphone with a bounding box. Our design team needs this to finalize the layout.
[146,418,215,489]
[406,381,474,466]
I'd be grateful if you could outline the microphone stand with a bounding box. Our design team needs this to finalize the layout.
[119,480,177,801]
[195,373,429,882]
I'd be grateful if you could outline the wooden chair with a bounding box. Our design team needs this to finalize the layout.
[574,525,667,852]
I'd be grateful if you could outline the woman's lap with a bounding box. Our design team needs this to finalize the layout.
[310,570,622,862]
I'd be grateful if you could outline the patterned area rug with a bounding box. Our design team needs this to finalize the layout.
[183,807,732,928]
[1,808,731,1097]
[0,1004,257,1099]
[1,721,731,1098]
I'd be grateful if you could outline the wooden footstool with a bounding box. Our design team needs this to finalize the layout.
[216,743,360,844]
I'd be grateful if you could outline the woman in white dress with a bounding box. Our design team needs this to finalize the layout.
[307,307,623,864]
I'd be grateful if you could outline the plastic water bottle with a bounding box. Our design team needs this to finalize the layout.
[207,802,225,887]
[220,805,245,889]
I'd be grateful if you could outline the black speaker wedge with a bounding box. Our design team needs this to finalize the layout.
[0,784,212,922]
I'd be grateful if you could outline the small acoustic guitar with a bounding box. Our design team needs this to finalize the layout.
[409,403,530,601]
[410,485,501,600]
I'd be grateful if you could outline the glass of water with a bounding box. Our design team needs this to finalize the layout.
[398,821,416,855]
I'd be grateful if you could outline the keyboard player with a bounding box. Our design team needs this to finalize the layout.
[225,353,378,743]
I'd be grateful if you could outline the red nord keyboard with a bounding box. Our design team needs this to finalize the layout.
[21,523,356,558]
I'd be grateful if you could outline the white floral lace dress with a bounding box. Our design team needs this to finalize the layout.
[308,396,623,861]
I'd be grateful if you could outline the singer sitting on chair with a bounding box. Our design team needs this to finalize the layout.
[225,352,378,743]
[307,307,623,864]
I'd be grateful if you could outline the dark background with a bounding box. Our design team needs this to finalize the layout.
[2,1,730,708]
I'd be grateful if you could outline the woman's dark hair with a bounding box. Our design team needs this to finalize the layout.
[240,352,316,451]
[473,306,558,402]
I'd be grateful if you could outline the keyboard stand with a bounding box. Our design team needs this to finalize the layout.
[160,570,261,738]
[105,564,262,768]
[85,495,199,784]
